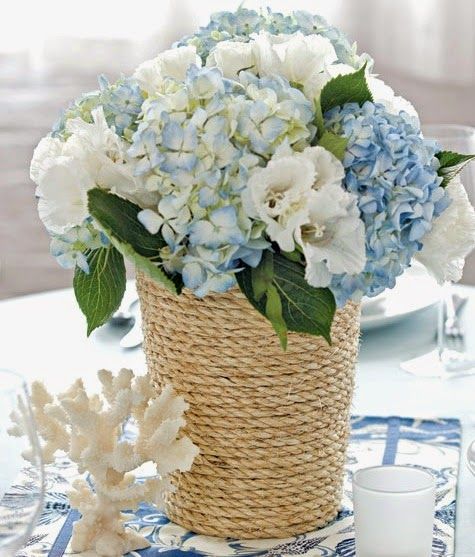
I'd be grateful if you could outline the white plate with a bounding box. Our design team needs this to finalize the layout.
[361,264,441,332]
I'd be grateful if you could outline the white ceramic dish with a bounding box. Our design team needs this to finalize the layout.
[361,264,441,332]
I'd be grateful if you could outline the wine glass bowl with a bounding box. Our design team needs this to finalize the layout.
[0,370,44,557]
[401,125,475,377]
[422,124,475,201]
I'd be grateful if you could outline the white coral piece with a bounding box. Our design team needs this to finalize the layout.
[10,370,199,556]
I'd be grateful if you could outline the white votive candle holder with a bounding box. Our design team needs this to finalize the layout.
[352,465,436,557]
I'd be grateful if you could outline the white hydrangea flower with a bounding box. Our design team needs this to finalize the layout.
[251,31,337,98]
[296,184,366,288]
[133,46,201,95]
[206,41,256,80]
[312,63,419,121]
[416,177,475,283]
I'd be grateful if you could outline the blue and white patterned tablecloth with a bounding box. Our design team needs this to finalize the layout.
[17,416,461,557]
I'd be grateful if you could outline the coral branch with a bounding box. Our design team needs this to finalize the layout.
[13,370,198,556]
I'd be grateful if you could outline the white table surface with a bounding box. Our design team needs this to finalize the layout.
[1,282,475,417]
[1,282,474,554]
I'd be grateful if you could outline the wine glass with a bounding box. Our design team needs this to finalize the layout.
[401,125,475,377]
[0,370,44,556]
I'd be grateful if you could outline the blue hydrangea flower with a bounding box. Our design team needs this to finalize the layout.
[41,6,460,307]
[175,7,370,70]
[98,75,144,136]
[181,245,241,298]
[52,90,103,139]
[160,118,198,172]
[324,101,449,304]
[52,76,143,140]
[128,127,164,175]
[292,10,371,69]
[50,222,109,273]
[189,206,245,249]
[128,65,314,296]
[235,72,315,156]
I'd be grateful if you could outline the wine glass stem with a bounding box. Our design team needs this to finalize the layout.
[437,282,450,361]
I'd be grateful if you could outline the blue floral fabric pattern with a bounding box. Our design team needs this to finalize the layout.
[17,417,460,557]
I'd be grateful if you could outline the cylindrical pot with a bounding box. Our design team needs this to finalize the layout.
[136,271,360,539]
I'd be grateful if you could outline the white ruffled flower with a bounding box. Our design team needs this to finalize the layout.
[65,106,121,153]
[295,145,345,189]
[133,46,201,95]
[297,184,366,288]
[31,107,137,233]
[272,142,346,190]
[30,136,64,184]
[65,107,136,196]
[251,31,337,98]
[269,143,365,286]
[242,153,314,252]
[242,143,350,253]
[206,41,256,79]
[416,177,475,283]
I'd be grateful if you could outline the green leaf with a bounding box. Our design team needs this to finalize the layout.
[113,235,182,294]
[88,188,181,294]
[251,250,274,301]
[237,252,336,345]
[265,283,288,350]
[73,246,126,336]
[436,150,475,187]
[281,249,303,263]
[272,255,336,344]
[318,130,349,161]
[314,97,325,139]
[88,188,166,257]
[437,150,475,168]
[320,63,373,115]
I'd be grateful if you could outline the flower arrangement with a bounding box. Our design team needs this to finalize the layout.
[31,8,475,347]
[9,369,199,556]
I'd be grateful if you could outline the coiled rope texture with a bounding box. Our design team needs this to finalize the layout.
[137,271,360,539]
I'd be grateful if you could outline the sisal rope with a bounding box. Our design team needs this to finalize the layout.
[136,271,360,539]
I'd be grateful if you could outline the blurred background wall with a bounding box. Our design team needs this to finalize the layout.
[1,0,474,299]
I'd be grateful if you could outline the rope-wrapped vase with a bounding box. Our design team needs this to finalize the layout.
[136,271,360,539]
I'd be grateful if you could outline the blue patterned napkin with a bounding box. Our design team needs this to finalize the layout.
[19,417,461,557]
